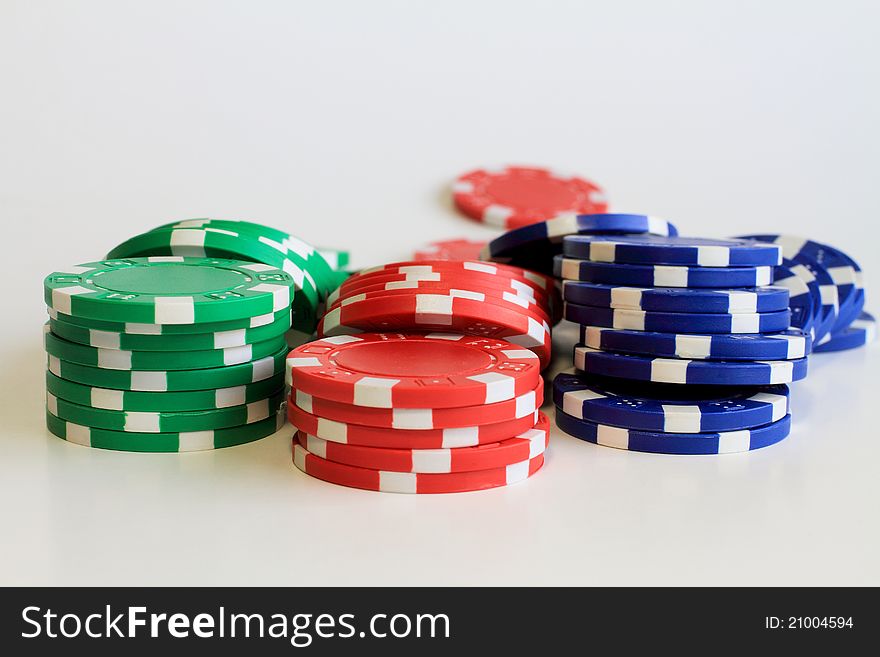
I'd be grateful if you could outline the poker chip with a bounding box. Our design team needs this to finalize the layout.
[555,408,791,455]
[47,344,289,391]
[47,389,285,433]
[773,260,838,343]
[318,294,552,368]
[46,407,286,453]
[288,402,540,449]
[564,303,792,334]
[291,377,543,429]
[44,326,287,371]
[562,282,790,314]
[44,257,295,325]
[47,306,293,335]
[293,442,545,493]
[554,256,773,288]
[48,310,291,351]
[553,372,789,433]
[286,333,542,409]
[316,247,350,271]
[563,235,782,267]
[814,312,876,353]
[46,370,286,412]
[579,325,811,361]
[413,239,487,261]
[574,345,809,385]
[481,213,680,275]
[452,165,607,229]
[770,265,818,338]
[295,412,549,474]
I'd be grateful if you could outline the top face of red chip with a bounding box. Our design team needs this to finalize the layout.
[413,239,487,262]
[286,332,543,409]
[452,165,608,229]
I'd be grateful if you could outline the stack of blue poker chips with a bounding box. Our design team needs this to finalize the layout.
[552,234,809,454]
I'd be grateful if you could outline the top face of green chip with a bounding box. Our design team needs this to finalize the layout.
[44,257,295,325]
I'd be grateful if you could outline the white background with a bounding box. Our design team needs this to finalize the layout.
[1,0,878,585]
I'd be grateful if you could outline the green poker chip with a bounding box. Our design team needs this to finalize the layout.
[47,343,289,391]
[49,310,290,351]
[46,370,286,412]
[47,389,285,433]
[105,226,320,332]
[44,257,295,325]
[47,307,292,335]
[46,407,286,452]
[44,326,286,371]
[316,247,350,271]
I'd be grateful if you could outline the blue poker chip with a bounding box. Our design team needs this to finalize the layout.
[562,235,783,267]
[776,259,838,343]
[481,213,679,275]
[553,371,790,433]
[561,281,790,314]
[574,344,810,385]
[814,311,876,353]
[579,325,812,361]
[564,302,792,334]
[555,408,792,455]
[771,264,817,338]
[739,235,860,337]
[554,256,773,288]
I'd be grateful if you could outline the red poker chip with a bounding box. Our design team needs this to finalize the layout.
[452,165,608,229]
[328,285,551,324]
[317,295,552,367]
[288,402,540,449]
[286,333,543,409]
[413,239,487,262]
[293,443,545,494]
[291,377,544,429]
[346,260,554,294]
[295,412,549,473]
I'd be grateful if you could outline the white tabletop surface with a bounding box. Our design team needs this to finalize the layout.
[2,0,878,586]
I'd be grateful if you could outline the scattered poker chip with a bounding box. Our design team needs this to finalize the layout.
[554,256,773,288]
[562,282,790,314]
[288,402,540,449]
[452,165,607,229]
[579,325,811,361]
[44,326,287,371]
[106,227,319,332]
[771,264,818,338]
[44,257,296,325]
[48,310,291,351]
[46,407,285,452]
[814,312,876,353]
[295,412,549,474]
[563,235,782,267]
[47,306,293,336]
[318,294,552,368]
[46,343,289,391]
[563,303,792,334]
[291,378,543,429]
[47,389,285,433]
[739,235,860,337]
[773,259,838,343]
[481,213,680,275]
[553,372,789,433]
[286,333,542,409]
[574,345,809,385]
[293,442,545,493]
[46,370,286,412]
[316,247,351,271]
[413,239,487,261]
[555,408,791,455]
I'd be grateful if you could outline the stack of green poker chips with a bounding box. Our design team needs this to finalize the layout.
[42,257,294,452]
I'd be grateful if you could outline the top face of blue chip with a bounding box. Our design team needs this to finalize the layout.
[562,235,783,267]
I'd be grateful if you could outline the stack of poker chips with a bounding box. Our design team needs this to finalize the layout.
[42,257,295,452]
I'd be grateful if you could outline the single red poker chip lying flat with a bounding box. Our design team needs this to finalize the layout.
[286,333,542,408]
[413,239,487,262]
[317,295,552,367]
[452,165,607,229]
[293,442,545,494]
[288,402,540,449]
[291,377,544,429]
[295,411,549,473]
